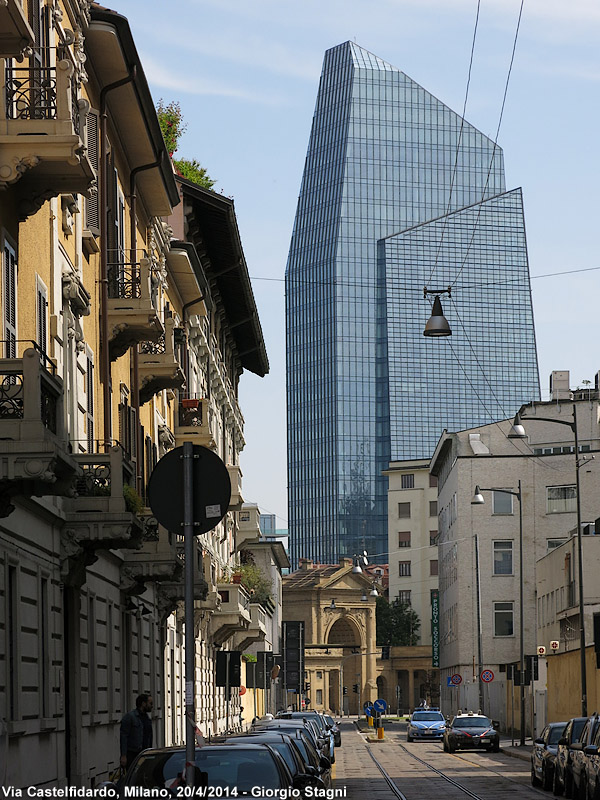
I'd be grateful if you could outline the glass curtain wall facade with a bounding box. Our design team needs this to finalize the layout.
[286,41,539,567]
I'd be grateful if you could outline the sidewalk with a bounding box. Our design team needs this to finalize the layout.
[499,736,533,762]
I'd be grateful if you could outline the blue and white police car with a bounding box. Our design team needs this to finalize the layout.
[407,708,446,742]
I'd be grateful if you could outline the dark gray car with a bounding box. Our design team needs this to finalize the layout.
[531,721,567,790]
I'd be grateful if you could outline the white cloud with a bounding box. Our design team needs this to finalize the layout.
[142,54,288,104]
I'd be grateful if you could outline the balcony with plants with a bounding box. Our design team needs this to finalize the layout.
[0,342,79,516]
[174,394,216,450]
[0,47,94,217]
[107,254,163,360]
[138,317,185,404]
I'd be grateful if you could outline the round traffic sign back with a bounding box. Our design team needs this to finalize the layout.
[148,445,231,534]
[480,669,494,683]
[450,673,462,685]
[363,701,373,711]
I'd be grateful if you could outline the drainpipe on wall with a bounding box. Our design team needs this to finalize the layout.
[99,68,136,449]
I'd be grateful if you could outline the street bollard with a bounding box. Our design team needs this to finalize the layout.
[368,715,373,727]
[377,725,384,739]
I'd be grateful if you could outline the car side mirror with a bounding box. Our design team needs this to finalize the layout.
[558,737,567,746]
[584,745,599,756]
[535,738,544,745]
[492,720,500,729]
[319,755,331,770]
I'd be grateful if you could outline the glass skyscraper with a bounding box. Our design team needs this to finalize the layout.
[286,42,539,567]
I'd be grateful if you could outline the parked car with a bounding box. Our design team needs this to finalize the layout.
[276,711,335,762]
[443,711,500,753]
[252,726,332,788]
[531,721,567,790]
[222,732,327,794]
[107,743,304,794]
[253,718,329,760]
[570,714,600,800]
[324,714,341,747]
[554,716,587,796]
[407,709,446,742]
[581,718,600,800]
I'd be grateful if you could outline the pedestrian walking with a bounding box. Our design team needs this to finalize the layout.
[120,694,153,770]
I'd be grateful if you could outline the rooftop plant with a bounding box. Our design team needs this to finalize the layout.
[156,99,215,190]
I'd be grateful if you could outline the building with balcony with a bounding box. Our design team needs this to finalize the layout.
[430,372,600,734]
[0,1,268,788]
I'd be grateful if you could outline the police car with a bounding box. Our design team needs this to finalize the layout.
[407,707,446,742]
[443,710,500,753]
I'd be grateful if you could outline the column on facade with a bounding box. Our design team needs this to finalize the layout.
[322,670,329,712]
[408,670,415,710]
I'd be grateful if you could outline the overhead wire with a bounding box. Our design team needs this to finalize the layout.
[449,0,525,289]
[426,0,481,286]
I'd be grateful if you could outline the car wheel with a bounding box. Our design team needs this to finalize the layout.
[491,742,500,753]
[532,764,541,787]
[443,741,448,752]
[407,735,412,742]
[448,744,456,754]
[554,767,564,796]
[543,765,553,791]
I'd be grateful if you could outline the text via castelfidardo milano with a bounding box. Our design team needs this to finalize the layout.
[1,789,348,799]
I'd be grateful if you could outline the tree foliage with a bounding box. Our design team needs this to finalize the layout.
[375,596,420,646]
[239,562,273,605]
[156,99,215,190]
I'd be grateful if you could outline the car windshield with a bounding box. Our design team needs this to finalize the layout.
[453,717,492,729]
[413,712,444,722]
[549,726,566,745]
[127,748,281,791]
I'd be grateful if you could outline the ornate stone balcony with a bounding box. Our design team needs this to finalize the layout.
[0,51,94,219]
[61,445,144,586]
[210,583,252,646]
[227,464,244,510]
[107,256,163,360]
[234,602,267,651]
[121,513,183,595]
[0,344,79,516]
[138,317,185,404]
[0,1,34,58]
[174,395,216,450]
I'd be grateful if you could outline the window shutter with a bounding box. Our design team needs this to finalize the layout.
[85,109,100,235]
[86,355,94,452]
[3,243,17,358]
[36,281,48,354]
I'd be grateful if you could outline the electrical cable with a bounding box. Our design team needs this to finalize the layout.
[449,0,525,289]
[426,0,481,286]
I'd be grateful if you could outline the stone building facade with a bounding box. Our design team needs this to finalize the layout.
[0,1,268,788]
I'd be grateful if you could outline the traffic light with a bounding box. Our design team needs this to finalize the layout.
[353,684,359,694]
[304,682,311,692]
[343,686,348,696]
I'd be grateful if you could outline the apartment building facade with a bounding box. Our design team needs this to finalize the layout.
[431,376,600,731]
[0,1,268,788]
[384,459,439,647]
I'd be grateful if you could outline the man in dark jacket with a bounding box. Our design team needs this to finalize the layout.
[120,694,153,770]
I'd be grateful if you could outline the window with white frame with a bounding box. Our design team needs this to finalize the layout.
[547,485,577,514]
[494,602,514,636]
[493,541,513,575]
[316,689,323,705]
[547,539,567,553]
[397,590,411,604]
[493,490,513,514]
[398,561,411,577]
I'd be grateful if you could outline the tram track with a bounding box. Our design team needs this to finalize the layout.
[355,724,548,800]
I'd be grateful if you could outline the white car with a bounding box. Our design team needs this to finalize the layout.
[407,709,446,742]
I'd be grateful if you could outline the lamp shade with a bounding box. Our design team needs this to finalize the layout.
[423,295,451,337]
[508,412,526,439]
[471,485,485,505]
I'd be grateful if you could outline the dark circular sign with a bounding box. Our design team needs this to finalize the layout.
[148,444,231,535]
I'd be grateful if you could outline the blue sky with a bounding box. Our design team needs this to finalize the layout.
[115,0,600,530]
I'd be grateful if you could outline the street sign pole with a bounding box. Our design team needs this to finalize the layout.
[183,441,195,787]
